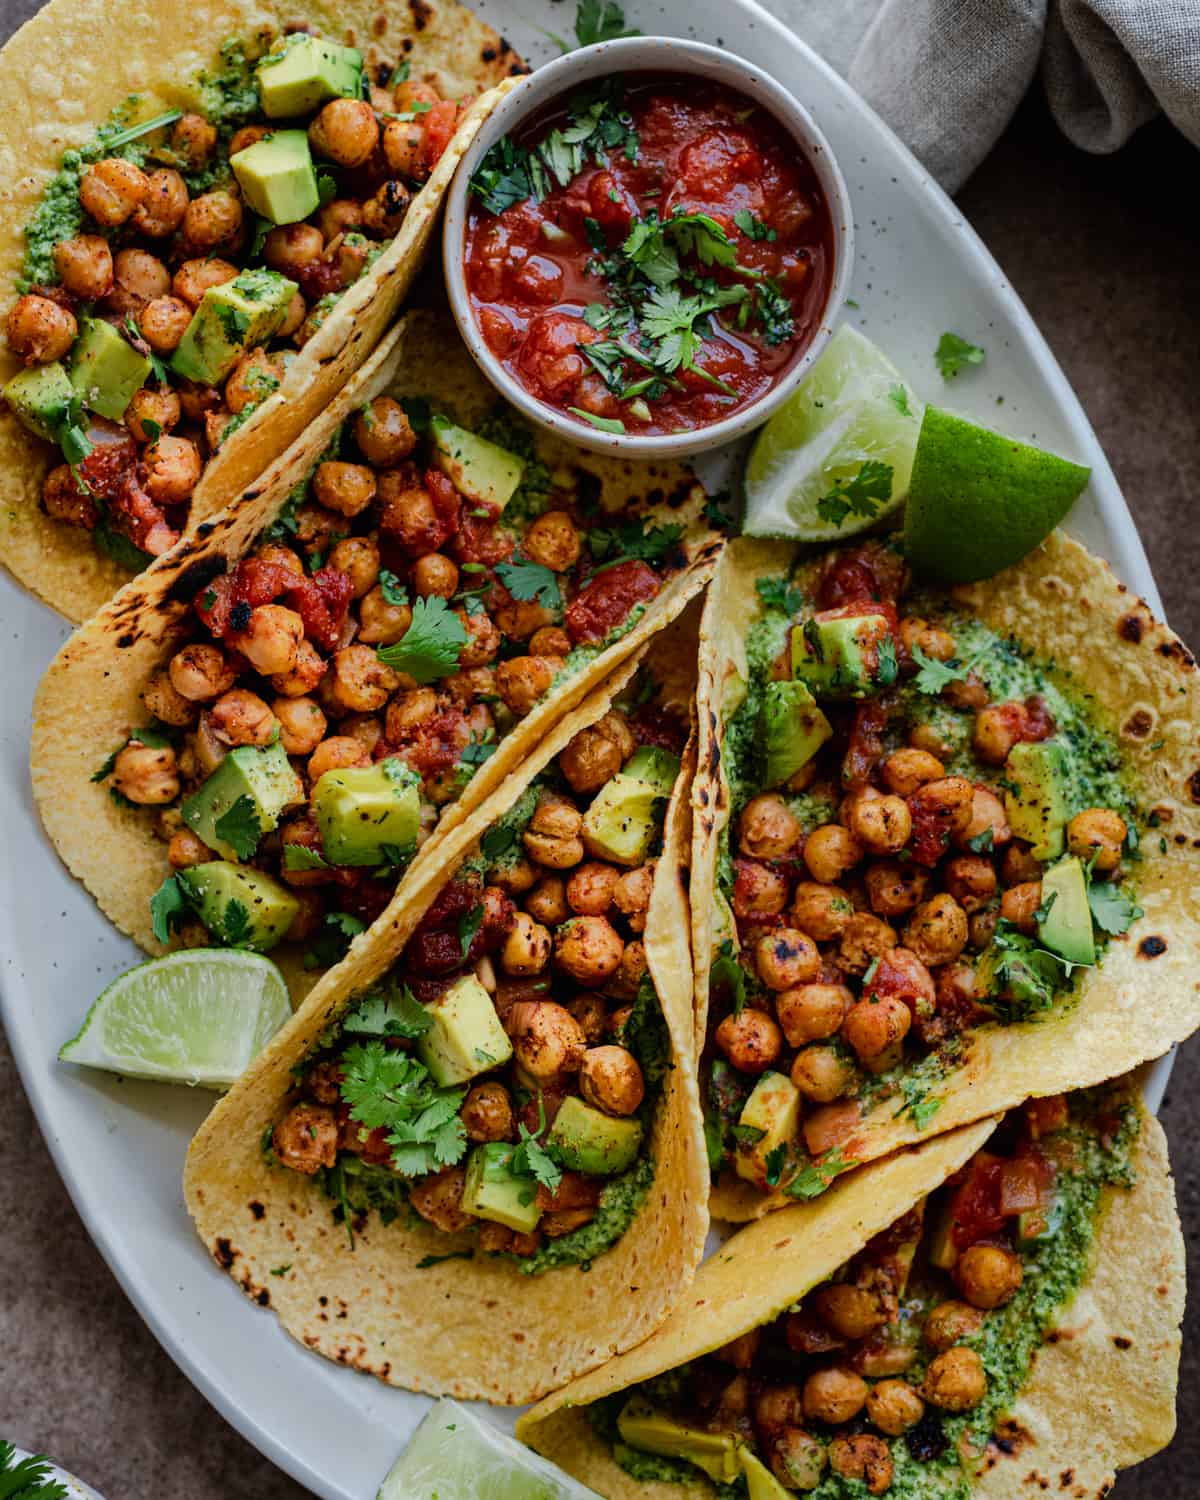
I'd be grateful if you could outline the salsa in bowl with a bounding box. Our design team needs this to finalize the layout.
[443,38,853,457]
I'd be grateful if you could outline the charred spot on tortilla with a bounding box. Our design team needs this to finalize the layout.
[214,1237,236,1269]
[1139,936,1167,958]
[1122,709,1153,738]
[1118,611,1146,643]
[1113,1334,1133,1348]
[1187,768,1200,802]
[249,1200,265,1220]
[167,555,225,604]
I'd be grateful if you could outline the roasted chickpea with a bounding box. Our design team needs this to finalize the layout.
[804,823,863,883]
[814,1282,886,1340]
[842,992,911,1067]
[53,234,113,300]
[568,993,607,1044]
[340,713,384,754]
[580,1044,645,1116]
[755,928,821,991]
[903,892,968,967]
[973,703,1026,765]
[313,460,377,518]
[944,672,990,711]
[612,863,654,932]
[509,1000,586,1082]
[272,695,327,756]
[182,189,243,251]
[864,860,930,918]
[529,625,571,656]
[791,1043,856,1103]
[776,983,852,1046]
[866,1379,925,1437]
[138,295,192,352]
[610,937,648,1000]
[524,509,581,571]
[141,669,195,727]
[324,645,398,715]
[789,882,853,941]
[410,1166,474,1233]
[496,656,556,718]
[413,552,459,599]
[79,157,148,226]
[348,394,414,466]
[923,1346,987,1412]
[270,639,327,698]
[461,1081,513,1142]
[907,776,976,850]
[769,1429,827,1491]
[491,588,553,640]
[327,536,380,600]
[715,1008,783,1074]
[273,1102,337,1175]
[803,1367,868,1426]
[955,1243,1023,1309]
[209,688,276,747]
[171,112,217,168]
[838,912,897,975]
[829,1434,893,1496]
[923,1299,984,1350]
[899,616,956,661]
[224,349,280,414]
[140,434,199,506]
[754,1384,804,1432]
[307,735,370,783]
[317,198,365,245]
[363,177,412,235]
[716,1328,763,1370]
[309,97,379,167]
[173,257,238,309]
[111,742,179,804]
[131,168,189,238]
[733,859,790,919]
[381,117,425,178]
[228,123,269,157]
[169,644,235,702]
[526,876,569,926]
[881,747,945,797]
[357,585,412,646]
[968,908,999,951]
[848,792,912,855]
[943,854,997,913]
[167,828,212,869]
[108,247,171,317]
[501,911,552,976]
[225,603,302,677]
[566,861,618,916]
[125,386,181,444]
[739,794,801,860]
[554,915,624,986]
[6,294,76,364]
[909,720,956,762]
[1000,880,1042,934]
[1000,842,1042,887]
[1067,808,1127,873]
[394,79,441,111]
[957,784,1011,851]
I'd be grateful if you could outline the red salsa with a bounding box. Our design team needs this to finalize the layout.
[464,75,835,437]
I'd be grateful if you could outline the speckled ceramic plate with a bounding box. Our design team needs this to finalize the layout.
[0,3,1173,1497]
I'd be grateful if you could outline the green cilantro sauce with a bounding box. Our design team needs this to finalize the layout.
[555,602,650,686]
[511,1156,655,1276]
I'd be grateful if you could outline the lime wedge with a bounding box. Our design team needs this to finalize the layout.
[379,1401,601,1500]
[743,324,923,540]
[904,406,1090,582]
[59,948,290,1088]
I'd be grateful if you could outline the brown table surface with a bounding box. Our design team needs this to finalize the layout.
[1,9,1197,1495]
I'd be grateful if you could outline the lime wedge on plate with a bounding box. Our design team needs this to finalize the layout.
[379,1400,600,1500]
[743,324,923,540]
[904,406,1090,582]
[59,948,290,1088]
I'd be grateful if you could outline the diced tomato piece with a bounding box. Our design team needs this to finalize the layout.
[565,558,660,644]
[1025,1094,1070,1139]
[999,1157,1043,1215]
[948,1154,1006,1250]
[842,698,890,789]
[818,544,906,610]
[422,99,459,171]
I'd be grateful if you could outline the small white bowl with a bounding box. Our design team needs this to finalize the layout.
[442,36,855,460]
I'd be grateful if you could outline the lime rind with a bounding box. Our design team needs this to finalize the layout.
[59,948,290,1089]
[379,1400,601,1500]
[743,324,924,541]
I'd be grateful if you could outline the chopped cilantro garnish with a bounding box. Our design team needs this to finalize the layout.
[935,331,986,380]
[495,553,562,612]
[283,843,330,872]
[709,939,747,1017]
[588,518,684,569]
[574,0,641,46]
[888,383,913,416]
[510,1121,562,1194]
[378,568,410,607]
[568,407,625,434]
[755,576,806,615]
[0,1441,69,1500]
[784,1146,858,1200]
[814,460,894,528]
[303,911,366,971]
[457,903,485,960]
[339,1042,467,1177]
[149,873,190,944]
[734,208,776,242]
[213,793,262,861]
[910,643,975,695]
[416,1248,475,1269]
[1087,880,1144,936]
[376,596,467,683]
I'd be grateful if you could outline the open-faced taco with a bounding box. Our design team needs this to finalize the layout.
[0,0,525,621]
[690,533,1200,1219]
[31,307,719,1000]
[183,627,710,1403]
[519,1078,1182,1498]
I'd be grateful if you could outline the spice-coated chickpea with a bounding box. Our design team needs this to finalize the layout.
[264,222,325,277]
[714,1007,783,1074]
[111,743,179,805]
[225,349,280,414]
[847,792,912,855]
[866,1379,925,1436]
[957,784,1011,850]
[754,928,821,991]
[171,113,217,168]
[382,118,425,178]
[842,991,911,1062]
[309,98,379,167]
[554,915,625,986]
[526,875,569,926]
[769,1429,827,1491]
[943,854,997,913]
[968,908,998,951]
[611,937,648,1000]
[319,198,366,242]
[524,509,581,572]
[131,168,189,238]
[209,688,276,747]
[909,720,957,762]
[271,639,327,698]
[142,435,201,504]
[126,387,181,443]
[138,295,192,352]
[837,912,897,974]
[6,295,76,364]
[907,776,976,846]
[754,1384,804,1431]
[899,615,955,661]
[1000,880,1042,934]
[141,669,195,727]
[1067,808,1127,873]
[314,460,377,518]
[803,1367,868,1425]
[560,718,629,794]
[327,536,381,600]
[79,157,149,226]
[739,793,801,859]
[167,829,212,869]
[173,257,238,308]
[580,1044,645,1116]
[813,1281,886,1340]
[461,1081,513,1142]
[828,1435,893,1496]
[1000,842,1042,887]
[273,1103,338,1175]
[307,736,370,783]
[791,1044,855,1103]
[231,603,304,677]
[954,1243,1023,1309]
[732,860,790,919]
[943,673,990,711]
[169,643,235,702]
[409,1167,473,1234]
[453,609,499,669]
[357,586,412,646]
[923,1299,984,1350]
[508,1000,586,1082]
[496,656,556,718]
[325,647,399,715]
[229,123,269,157]
[386,687,437,738]
[864,860,930,918]
[568,993,607,1044]
[881,747,945,797]
[353,395,417,466]
[567,861,618,916]
[530,625,571,656]
[804,823,863,883]
[412,552,459,599]
[903,892,969,967]
[777,983,853,1046]
[110,247,171,315]
[789,881,854,941]
[923,1346,987,1411]
[973,702,1028,765]
[501,911,552,976]
[612,863,654,932]
[182,190,243,251]
[53,234,113,300]
[273,695,327,756]
[363,177,412,235]
[340,713,383,753]
[491,587,554,641]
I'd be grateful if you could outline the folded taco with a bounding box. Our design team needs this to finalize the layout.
[690,533,1200,1219]
[31,307,719,999]
[519,1079,1182,1498]
[0,0,524,621]
[183,632,710,1403]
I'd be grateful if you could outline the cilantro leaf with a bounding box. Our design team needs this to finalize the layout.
[755,576,806,615]
[967,827,995,855]
[734,208,776,242]
[764,1142,787,1188]
[213,794,262,861]
[416,1248,475,1269]
[588,518,684,569]
[92,747,120,783]
[784,1146,858,1200]
[814,460,894,528]
[510,1122,563,1194]
[575,0,641,46]
[378,568,409,607]
[910,643,974,695]
[753,278,795,346]
[568,407,625,434]
[338,1042,468,1178]
[703,489,737,530]
[303,910,366,971]
[149,874,190,944]
[1087,880,1144,936]
[220,899,253,948]
[495,553,562,612]
[399,395,431,434]
[935,331,986,380]
[457,903,485,960]
[342,982,432,1040]
[283,843,330,872]
[888,383,913,416]
[0,1443,69,1500]
[376,595,467,683]
[709,939,747,1017]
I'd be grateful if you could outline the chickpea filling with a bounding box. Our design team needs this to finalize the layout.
[590,1087,1138,1496]
[265,690,687,1269]
[6,30,471,564]
[97,403,689,969]
[706,541,1141,1195]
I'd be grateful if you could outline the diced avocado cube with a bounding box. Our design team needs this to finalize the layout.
[761,679,833,788]
[622,745,682,795]
[4,360,75,441]
[580,748,679,869]
[177,861,299,952]
[181,742,304,862]
[416,973,513,1087]
[791,610,896,700]
[461,1141,541,1233]
[231,129,319,225]
[171,268,297,386]
[741,1448,793,1500]
[734,1070,800,1190]
[430,416,525,512]
[616,1398,740,1484]
[256,35,363,119]
[547,1094,642,1176]
[1037,856,1096,966]
[1017,1191,1064,1250]
[312,757,420,868]
[1003,740,1072,861]
[68,317,151,422]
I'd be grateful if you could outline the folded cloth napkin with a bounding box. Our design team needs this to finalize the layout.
[770,0,1200,191]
